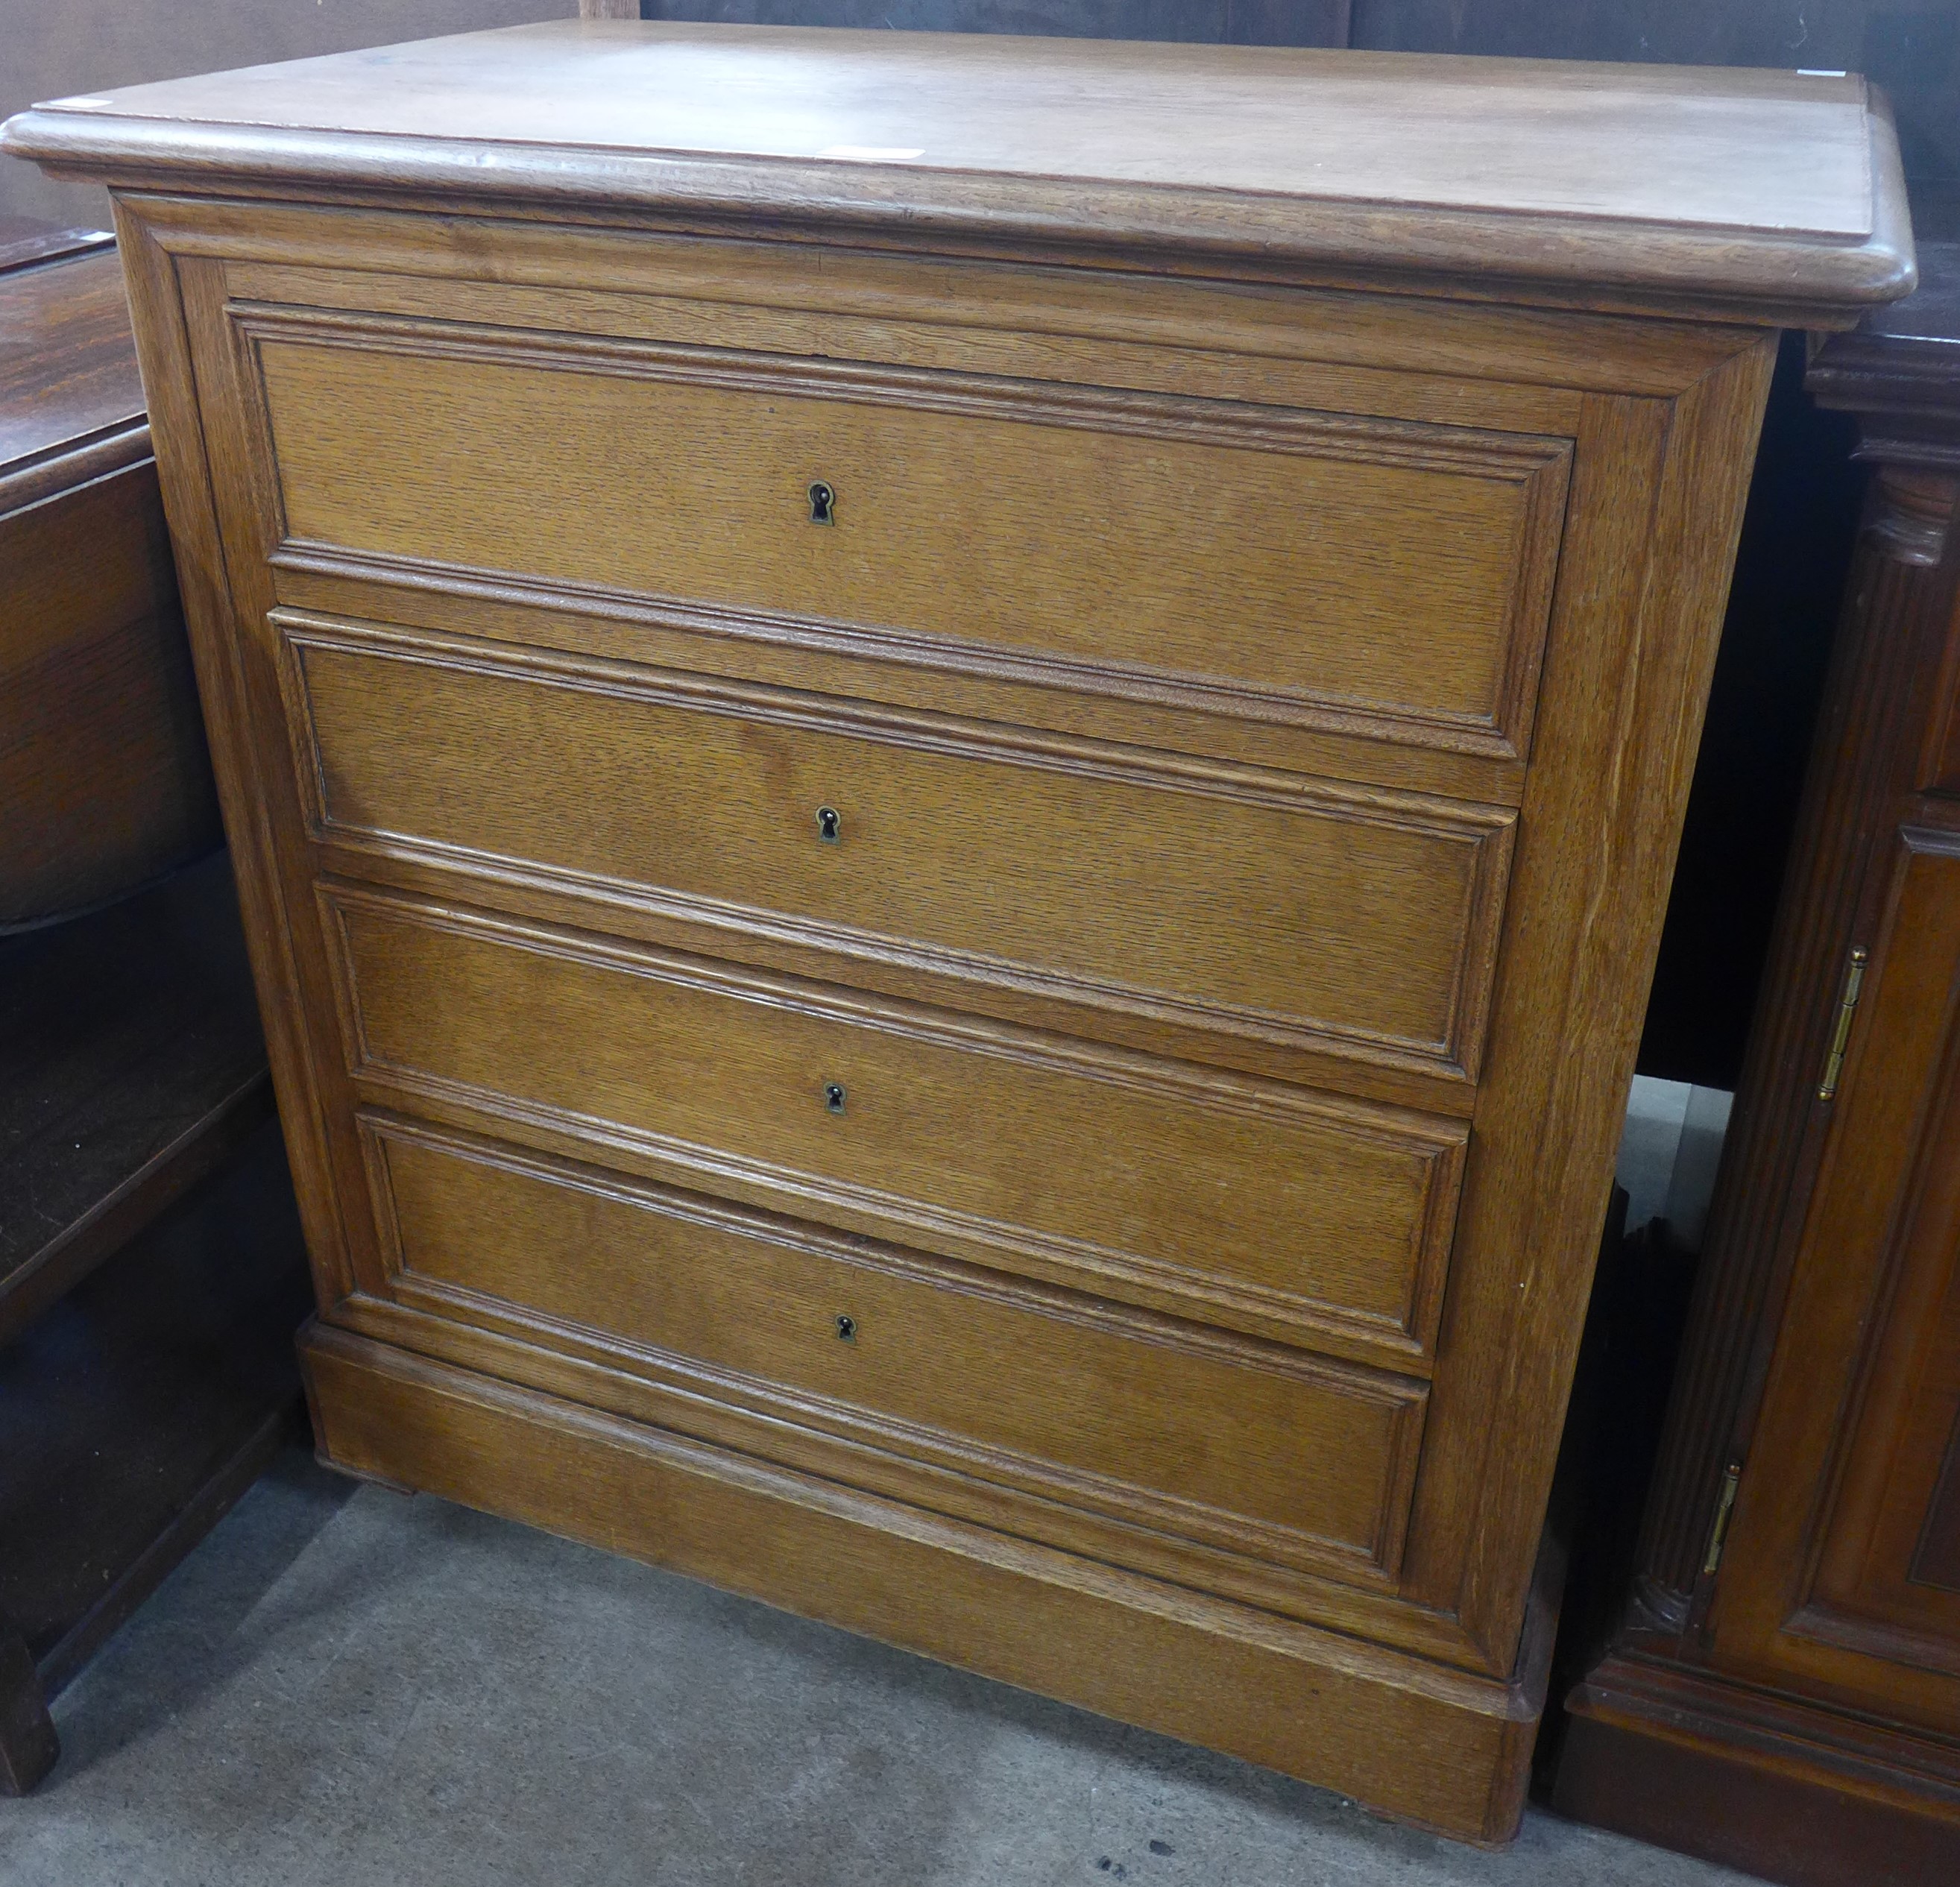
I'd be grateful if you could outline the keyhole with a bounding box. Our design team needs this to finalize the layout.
[816,805,842,845]
[835,1314,857,1343]
[808,480,836,526]
[824,1082,847,1115]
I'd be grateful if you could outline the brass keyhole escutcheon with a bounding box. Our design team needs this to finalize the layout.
[824,1081,847,1115]
[807,480,836,526]
[835,1313,857,1343]
[816,805,842,844]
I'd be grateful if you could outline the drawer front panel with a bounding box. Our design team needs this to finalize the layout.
[255,329,1572,757]
[285,622,1513,1080]
[368,1119,1425,1576]
[325,889,1466,1360]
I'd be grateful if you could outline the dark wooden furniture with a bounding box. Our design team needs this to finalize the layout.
[1,852,271,1350]
[2,22,1912,1841]
[0,225,310,1795]
[0,1086,312,1795]
[0,225,221,925]
[0,856,314,1800]
[1552,237,1960,1885]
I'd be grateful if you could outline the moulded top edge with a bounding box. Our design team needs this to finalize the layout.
[0,21,1919,322]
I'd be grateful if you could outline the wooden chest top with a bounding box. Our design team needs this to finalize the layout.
[1,19,1913,326]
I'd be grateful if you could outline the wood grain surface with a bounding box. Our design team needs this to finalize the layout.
[0,22,1914,324]
[1712,827,1960,1732]
[0,22,1879,231]
[13,22,1900,1834]
[281,620,1514,1082]
[146,182,1780,1833]
[302,1319,1538,1842]
[325,883,1465,1364]
[0,464,218,924]
[0,247,144,508]
[0,242,221,922]
[256,328,1569,758]
[371,1119,1426,1575]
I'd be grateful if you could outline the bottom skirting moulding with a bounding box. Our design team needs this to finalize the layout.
[300,1317,1543,1844]
[1553,1649,1960,1887]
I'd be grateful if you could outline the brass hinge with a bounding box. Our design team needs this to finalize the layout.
[1817,946,1870,1102]
[1702,1459,1744,1578]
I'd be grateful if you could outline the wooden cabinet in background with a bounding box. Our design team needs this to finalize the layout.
[0,223,311,1797]
[1,22,1912,1842]
[1554,237,1960,1885]
[0,223,220,926]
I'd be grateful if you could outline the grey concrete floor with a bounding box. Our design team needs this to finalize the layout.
[1,1449,1762,1887]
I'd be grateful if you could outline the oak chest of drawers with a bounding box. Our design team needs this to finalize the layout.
[1,21,1912,1841]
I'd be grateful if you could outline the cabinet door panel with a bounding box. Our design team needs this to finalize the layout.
[1714,827,1960,1724]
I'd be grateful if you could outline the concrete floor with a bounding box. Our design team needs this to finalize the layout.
[1,1451,1760,1887]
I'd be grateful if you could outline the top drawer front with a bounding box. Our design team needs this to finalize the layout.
[253,327,1572,760]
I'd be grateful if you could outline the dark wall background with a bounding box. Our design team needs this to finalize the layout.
[1355,0,1959,183]
[1637,343,1863,1088]
[630,1,1343,45]
[8,0,1946,1087]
